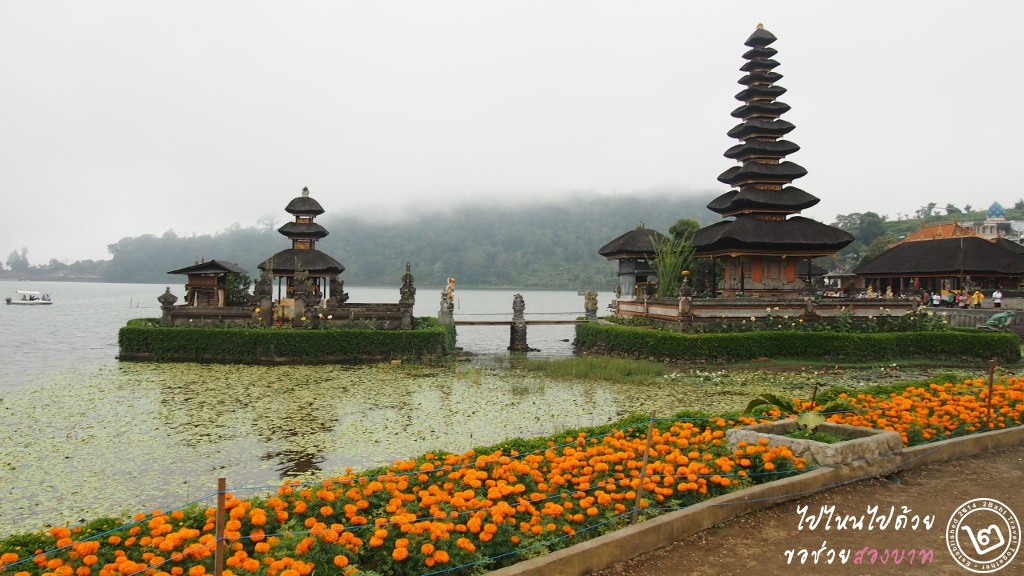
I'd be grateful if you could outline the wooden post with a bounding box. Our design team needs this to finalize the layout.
[214,477,226,576]
[631,413,656,524]
[986,359,996,430]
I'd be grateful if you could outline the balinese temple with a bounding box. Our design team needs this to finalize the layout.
[692,25,853,297]
[257,187,347,307]
[598,225,668,298]
[167,259,248,307]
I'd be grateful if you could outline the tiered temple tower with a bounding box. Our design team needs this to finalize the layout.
[258,187,347,306]
[693,24,852,297]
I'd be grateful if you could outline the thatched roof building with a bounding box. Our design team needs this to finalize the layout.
[168,259,248,307]
[855,232,1024,293]
[599,226,668,298]
[692,24,852,297]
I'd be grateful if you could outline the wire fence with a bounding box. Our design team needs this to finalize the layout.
[2,371,1021,576]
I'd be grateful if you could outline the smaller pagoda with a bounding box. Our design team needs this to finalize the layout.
[692,24,853,297]
[257,187,347,313]
[598,225,668,298]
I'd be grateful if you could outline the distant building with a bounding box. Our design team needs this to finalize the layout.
[963,202,1019,241]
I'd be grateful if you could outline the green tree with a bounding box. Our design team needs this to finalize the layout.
[225,270,252,306]
[668,218,700,241]
[945,203,962,216]
[860,235,893,264]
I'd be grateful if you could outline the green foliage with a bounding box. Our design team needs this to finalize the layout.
[517,356,673,384]
[743,389,851,432]
[650,231,695,297]
[224,271,252,306]
[575,323,1021,363]
[117,319,457,363]
[95,193,716,287]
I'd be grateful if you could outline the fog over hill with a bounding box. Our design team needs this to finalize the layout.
[97,191,719,289]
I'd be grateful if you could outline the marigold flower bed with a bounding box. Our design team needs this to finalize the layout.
[2,377,1022,576]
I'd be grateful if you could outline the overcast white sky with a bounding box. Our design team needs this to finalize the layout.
[1,1,1021,264]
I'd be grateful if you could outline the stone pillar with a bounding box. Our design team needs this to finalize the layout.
[509,293,531,352]
[399,262,416,329]
[584,290,598,321]
[252,269,274,327]
[678,296,691,318]
[158,287,178,326]
[291,267,313,328]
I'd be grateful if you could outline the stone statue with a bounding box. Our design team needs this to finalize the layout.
[584,291,598,321]
[984,311,1015,330]
[512,293,526,325]
[438,276,456,325]
[158,287,178,326]
[399,261,416,305]
[328,277,348,306]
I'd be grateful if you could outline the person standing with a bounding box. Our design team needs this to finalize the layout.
[993,288,1003,309]
[971,289,985,309]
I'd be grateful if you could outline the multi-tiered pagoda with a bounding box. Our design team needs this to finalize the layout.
[693,24,852,297]
[258,187,347,306]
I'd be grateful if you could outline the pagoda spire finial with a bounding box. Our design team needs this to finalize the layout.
[757,22,764,29]
[302,186,309,197]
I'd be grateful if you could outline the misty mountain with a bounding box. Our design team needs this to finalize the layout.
[103,192,718,289]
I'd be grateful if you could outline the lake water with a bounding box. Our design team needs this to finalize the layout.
[3,281,697,536]
[0,282,609,391]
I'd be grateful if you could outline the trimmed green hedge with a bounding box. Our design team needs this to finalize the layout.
[575,323,1021,363]
[118,318,457,364]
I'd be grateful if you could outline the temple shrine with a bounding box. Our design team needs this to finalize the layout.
[257,187,348,316]
[692,24,853,297]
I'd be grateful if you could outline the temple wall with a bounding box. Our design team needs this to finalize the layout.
[614,297,919,327]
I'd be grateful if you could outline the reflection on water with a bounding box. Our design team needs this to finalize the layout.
[0,359,702,537]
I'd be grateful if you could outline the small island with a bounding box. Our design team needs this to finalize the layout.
[118,187,456,364]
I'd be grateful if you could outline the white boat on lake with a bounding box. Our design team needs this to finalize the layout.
[5,290,53,305]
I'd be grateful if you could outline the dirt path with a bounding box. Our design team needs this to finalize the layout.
[594,446,1024,576]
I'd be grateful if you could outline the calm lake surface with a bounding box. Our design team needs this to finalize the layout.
[1,281,702,537]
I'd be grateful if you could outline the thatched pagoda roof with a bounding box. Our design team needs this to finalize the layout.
[278,221,330,239]
[284,187,325,216]
[258,249,345,275]
[694,216,854,257]
[598,227,668,260]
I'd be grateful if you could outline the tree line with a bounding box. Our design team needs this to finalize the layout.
[4,192,717,289]
[9,196,1020,288]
